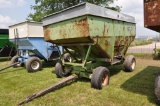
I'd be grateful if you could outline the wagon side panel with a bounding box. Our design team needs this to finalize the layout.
[9,23,28,39]
[28,23,44,37]
[44,16,91,44]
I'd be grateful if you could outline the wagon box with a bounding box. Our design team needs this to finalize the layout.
[43,3,136,89]
[8,21,61,72]
[144,0,160,32]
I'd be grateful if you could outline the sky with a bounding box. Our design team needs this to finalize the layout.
[0,0,159,37]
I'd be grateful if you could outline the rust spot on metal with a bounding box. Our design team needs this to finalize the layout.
[115,36,123,46]
[103,23,106,36]
[114,36,125,55]
[105,40,109,46]
[144,0,160,32]
[74,17,89,37]
[44,27,51,41]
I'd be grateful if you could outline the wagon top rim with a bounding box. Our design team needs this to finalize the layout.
[9,21,42,27]
[43,2,135,26]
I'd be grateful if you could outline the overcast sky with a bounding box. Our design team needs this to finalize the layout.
[0,0,159,37]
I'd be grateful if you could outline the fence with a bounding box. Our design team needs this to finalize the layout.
[127,42,160,54]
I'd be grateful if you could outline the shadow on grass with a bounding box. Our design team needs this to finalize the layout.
[77,64,124,83]
[42,60,58,68]
[121,66,160,105]
[108,64,124,76]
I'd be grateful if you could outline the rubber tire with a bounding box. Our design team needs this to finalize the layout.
[26,57,42,72]
[124,55,136,72]
[55,60,69,78]
[63,53,73,62]
[91,67,110,90]
[11,55,20,68]
[155,72,160,105]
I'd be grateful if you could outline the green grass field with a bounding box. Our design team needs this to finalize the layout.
[0,57,160,106]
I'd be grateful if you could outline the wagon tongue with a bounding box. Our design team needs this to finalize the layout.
[0,62,20,72]
[18,74,78,105]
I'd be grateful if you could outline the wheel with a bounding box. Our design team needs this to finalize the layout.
[91,67,110,90]
[11,55,21,68]
[63,53,73,62]
[124,55,136,72]
[55,60,70,78]
[26,57,42,72]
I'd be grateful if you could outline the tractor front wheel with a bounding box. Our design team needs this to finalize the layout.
[91,67,110,90]
[26,57,42,72]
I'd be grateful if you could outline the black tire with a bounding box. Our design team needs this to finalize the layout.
[155,72,160,105]
[64,53,73,62]
[26,57,42,72]
[11,55,20,68]
[91,67,110,90]
[55,60,70,78]
[124,55,136,72]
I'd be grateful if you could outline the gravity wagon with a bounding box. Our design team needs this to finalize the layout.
[9,21,61,72]
[43,2,136,89]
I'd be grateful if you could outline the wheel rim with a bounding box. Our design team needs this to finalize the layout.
[67,57,72,62]
[31,61,39,70]
[102,72,108,86]
[131,59,135,70]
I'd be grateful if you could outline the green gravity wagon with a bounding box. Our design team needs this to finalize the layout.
[0,29,16,57]
[43,3,136,89]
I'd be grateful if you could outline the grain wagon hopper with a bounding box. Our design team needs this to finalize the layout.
[43,2,136,89]
[144,0,160,104]
[0,29,16,57]
[7,21,62,72]
[18,3,137,105]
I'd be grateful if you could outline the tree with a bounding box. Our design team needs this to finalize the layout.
[28,0,121,22]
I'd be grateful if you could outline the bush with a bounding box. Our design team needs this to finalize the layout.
[152,49,160,60]
[157,49,160,58]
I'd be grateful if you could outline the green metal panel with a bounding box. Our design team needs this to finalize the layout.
[44,16,90,44]
[0,34,13,48]
[44,15,136,61]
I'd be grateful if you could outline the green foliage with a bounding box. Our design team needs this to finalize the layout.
[28,0,121,22]
[155,49,160,59]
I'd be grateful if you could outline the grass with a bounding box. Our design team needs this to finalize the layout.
[127,53,155,59]
[130,39,152,47]
[0,57,160,106]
